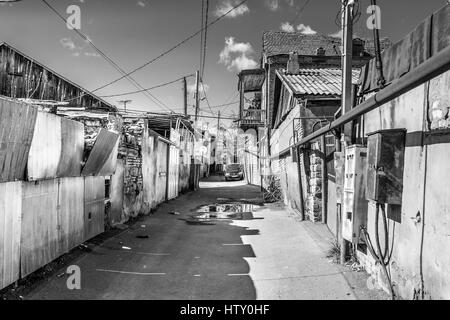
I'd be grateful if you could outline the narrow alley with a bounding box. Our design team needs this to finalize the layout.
[1,0,450,308]
[15,176,386,300]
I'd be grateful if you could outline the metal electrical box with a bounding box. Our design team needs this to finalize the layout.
[342,146,368,243]
[366,129,406,205]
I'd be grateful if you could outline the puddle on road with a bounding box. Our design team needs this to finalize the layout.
[197,203,260,214]
[182,203,264,225]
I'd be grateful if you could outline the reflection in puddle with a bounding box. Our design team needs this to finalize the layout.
[185,203,264,223]
[197,203,260,213]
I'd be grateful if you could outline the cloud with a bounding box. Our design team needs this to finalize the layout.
[215,0,249,18]
[285,0,295,6]
[60,37,100,58]
[137,1,146,7]
[280,22,317,35]
[329,30,343,39]
[187,83,210,94]
[266,0,279,11]
[60,37,77,51]
[84,52,100,58]
[296,23,317,35]
[266,0,298,11]
[219,37,258,72]
[280,22,295,33]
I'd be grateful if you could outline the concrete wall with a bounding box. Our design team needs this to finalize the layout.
[357,71,450,299]
[269,105,303,213]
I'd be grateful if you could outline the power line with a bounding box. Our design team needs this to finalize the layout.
[200,0,205,74]
[209,101,239,108]
[85,0,250,94]
[99,74,195,98]
[40,0,174,112]
[200,81,214,115]
[187,114,238,120]
[201,0,209,80]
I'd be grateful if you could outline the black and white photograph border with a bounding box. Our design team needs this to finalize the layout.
[0,0,450,308]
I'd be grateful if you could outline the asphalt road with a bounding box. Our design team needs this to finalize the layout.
[25,176,387,300]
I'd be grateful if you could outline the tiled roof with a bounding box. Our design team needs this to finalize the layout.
[276,68,361,96]
[262,31,342,57]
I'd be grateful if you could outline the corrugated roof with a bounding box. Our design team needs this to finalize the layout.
[277,68,361,96]
[262,31,342,57]
[0,42,117,112]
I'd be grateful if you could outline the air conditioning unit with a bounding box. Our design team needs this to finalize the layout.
[342,145,369,243]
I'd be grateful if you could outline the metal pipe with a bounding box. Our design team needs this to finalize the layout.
[296,146,306,221]
[271,45,450,160]
[321,134,328,225]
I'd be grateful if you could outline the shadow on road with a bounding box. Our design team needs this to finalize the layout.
[21,175,262,300]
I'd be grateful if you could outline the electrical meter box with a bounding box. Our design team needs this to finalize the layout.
[366,129,406,205]
[342,145,368,243]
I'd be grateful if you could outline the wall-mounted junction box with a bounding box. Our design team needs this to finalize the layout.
[366,129,406,205]
[342,145,368,243]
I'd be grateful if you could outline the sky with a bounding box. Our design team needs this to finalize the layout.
[0,0,447,125]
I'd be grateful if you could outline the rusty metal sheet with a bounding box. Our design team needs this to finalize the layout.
[360,6,450,94]
[0,99,37,182]
[84,176,105,241]
[82,129,119,176]
[58,177,85,253]
[21,179,59,277]
[432,4,450,56]
[56,118,84,177]
[411,17,432,69]
[97,137,119,176]
[0,182,22,290]
[27,112,62,181]
[384,36,412,84]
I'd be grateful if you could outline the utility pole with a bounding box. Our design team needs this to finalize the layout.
[183,77,188,116]
[340,0,357,265]
[216,111,221,172]
[118,99,132,113]
[195,70,200,122]
[217,111,221,133]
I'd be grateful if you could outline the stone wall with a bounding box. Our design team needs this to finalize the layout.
[306,141,323,222]
[119,118,146,218]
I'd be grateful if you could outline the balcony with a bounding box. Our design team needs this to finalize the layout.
[239,109,265,129]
